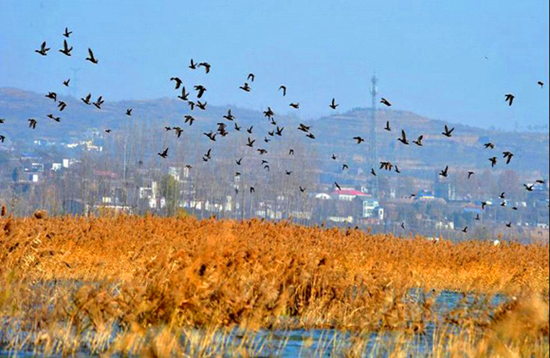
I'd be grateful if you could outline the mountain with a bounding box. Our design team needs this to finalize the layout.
[0,88,548,178]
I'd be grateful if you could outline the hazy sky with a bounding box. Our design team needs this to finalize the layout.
[1,0,548,130]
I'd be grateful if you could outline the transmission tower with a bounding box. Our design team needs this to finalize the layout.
[366,74,379,197]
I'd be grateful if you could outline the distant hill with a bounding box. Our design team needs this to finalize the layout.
[1,87,548,178]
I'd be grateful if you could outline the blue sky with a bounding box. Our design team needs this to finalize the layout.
[1,0,548,130]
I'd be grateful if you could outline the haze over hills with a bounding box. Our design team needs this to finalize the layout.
[1,87,548,179]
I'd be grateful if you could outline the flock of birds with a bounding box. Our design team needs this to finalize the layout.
[0,27,547,232]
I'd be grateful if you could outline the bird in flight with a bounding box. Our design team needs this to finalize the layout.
[59,40,73,56]
[299,186,306,193]
[178,87,189,101]
[442,125,454,137]
[535,179,546,184]
[240,83,251,92]
[380,98,392,107]
[189,59,197,69]
[250,187,255,193]
[353,136,365,144]
[412,135,423,146]
[63,27,72,38]
[236,158,242,165]
[489,157,497,167]
[504,93,514,106]
[196,101,207,110]
[502,151,514,164]
[234,123,241,131]
[506,222,512,228]
[0,135,5,143]
[398,130,409,145]
[384,121,391,131]
[93,96,104,109]
[329,98,338,110]
[247,73,255,82]
[58,101,67,111]
[289,102,300,109]
[246,137,255,147]
[198,62,211,73]
[194,85,207,98]
[158,148,169,159]
[306,133,316,139]
[35,41,50,56]
[537,81,544,88]
[86,48,98,64]
[461,227,468,233]
[331,154,337,160]
[289,149,294,155]
[342,164,349,171]
[28,119,37,129]
[468,171,474,179]
[523,183,534,191]
[223,109,235,121]
[81,93,92,105]
[246,126,253,134]
[475,214,480,221]
[334,182,342,191]
[395,165,401,174]
[170,77,183,89]
[481,201,488,210]
[63,79,70,87]
[371,168,376,176]
[45,92,57,101]
[484,142,495,149]
[126,108,132,116]
[439,166,449,177]
[279,85,287,96]
[105,129,111,133]
[47,114,60,122]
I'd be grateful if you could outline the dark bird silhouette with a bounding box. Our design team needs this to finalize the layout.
[504,93,514,106]
[398,130,409,145]
[334,182,342,191]
[59,40,73,56]
[174,127,184,138]
[261,160,269,165]
[401,222,405,230]
[0,119,4,124]
[198,62,211,73]
[187,101,195,110]
[512,206,518,210]
[184,115,195,126]
[250,187,255,193]
[45,92,57,101]
[442,125,454,137]
[28,118,37,129]
[535,179,546,184]
[384,121,391,131]
[222,109,235,121]
[0,135,5,143]
[35,41,50,56]
[236,158,242,165]
[481,201,488,210]
[298,123,310,132]
[246,126,254,134]
[276,126,284,136]
[484,142,495,149]
[126,108,132,116]
[395,165,401,174]
[279,85,287,96]
[506,222,512,228]
[93,96,104,109]
[285,170,292,175]
[246,137,255,147]
[86,48,98,64]
[47,114,60,122]
[204,149,212,160]
[63,27,72,38]
[247,73,255,82]
[475,214,480,220]
[63,79,70,87]
[189,59,197,69]
[196,101,207,110]
[194,85,207,98]
[468,171,475,179]
[170,77,183,89]
[264,137,271,143]
[289,102,300,109]
[299,186,306,193]
[263,107,274,119]
[165,126,172,131]
[537,81,544,88]
[257,148,268,155]
[500,201,506,207]
[499,192,506,199]
[342,164,349,171]
[105,129,111,133]
[461,227,468,233]
[489,157,497,167]
[306,133,316,139]
[331,154,337,160]
[371,168,376,176]
[81,93,92,105]
[353,136,365,144]
[413,135,423,146]
[203,131,217,141]
[239,83,251,92]
[380,162,393,170]
[234,123,241,131]
[524,183,534,191]
[380,98,392,107]
[289,149,294,155]
[58,101,67,111]
[329,98,338,110]
[176,87,189,101]
[439,166,449,177]
[502,151,514,164]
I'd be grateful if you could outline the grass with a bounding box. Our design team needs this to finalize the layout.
[0,212,548,356]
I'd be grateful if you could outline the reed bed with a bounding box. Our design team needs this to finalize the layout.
[0,213,548,356]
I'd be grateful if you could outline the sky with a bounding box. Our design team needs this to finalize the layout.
[0,0,548,131]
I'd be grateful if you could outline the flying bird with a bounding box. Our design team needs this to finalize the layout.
[198,62,211,73]
[63,27,72,38]
[59,40,73,56]
[196,101,207,110]
[289,149,294,155]
[371,168,376,176]
[353,136,365,144]
[58,101,67,111]
[28,119,37,129]
[239,83,251,92]
[81,93,92,105]
[194,85,207,98]
[439,166,449,177]
[279,85,287,96]
[63,79,70,87]
[384,121,391,131]
[236,158,242,165]
[45,92,57,101]
[247,73,255,82]
[504,93,514,106]
[334,182,342,191]
[329,98,338,110]
[380,98,392,107]
[398,130,409,145]
[523,183,534,191]
[47,114,60,122]
[223,109,235,121]
[246,126,254,134]
[342,164,349,171]
[126,108,132,116]
[489,157,497,167]
[442,125,454,137]
[178,87,189,101]
[413,135,423,146]
[35,41,50,56]
[537,81,544,88]
[461,227,468,233]
[93,95,104,109]
[86,48,98,64]
[484,142,495,149]
[502,151,514,164]
[189,59,197,69]
[170,77,183,89]
[499,192,506,199]
[289,102,300,109]
[468,171,475,179]
[506,222,512,228]
[246,137,255,147]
